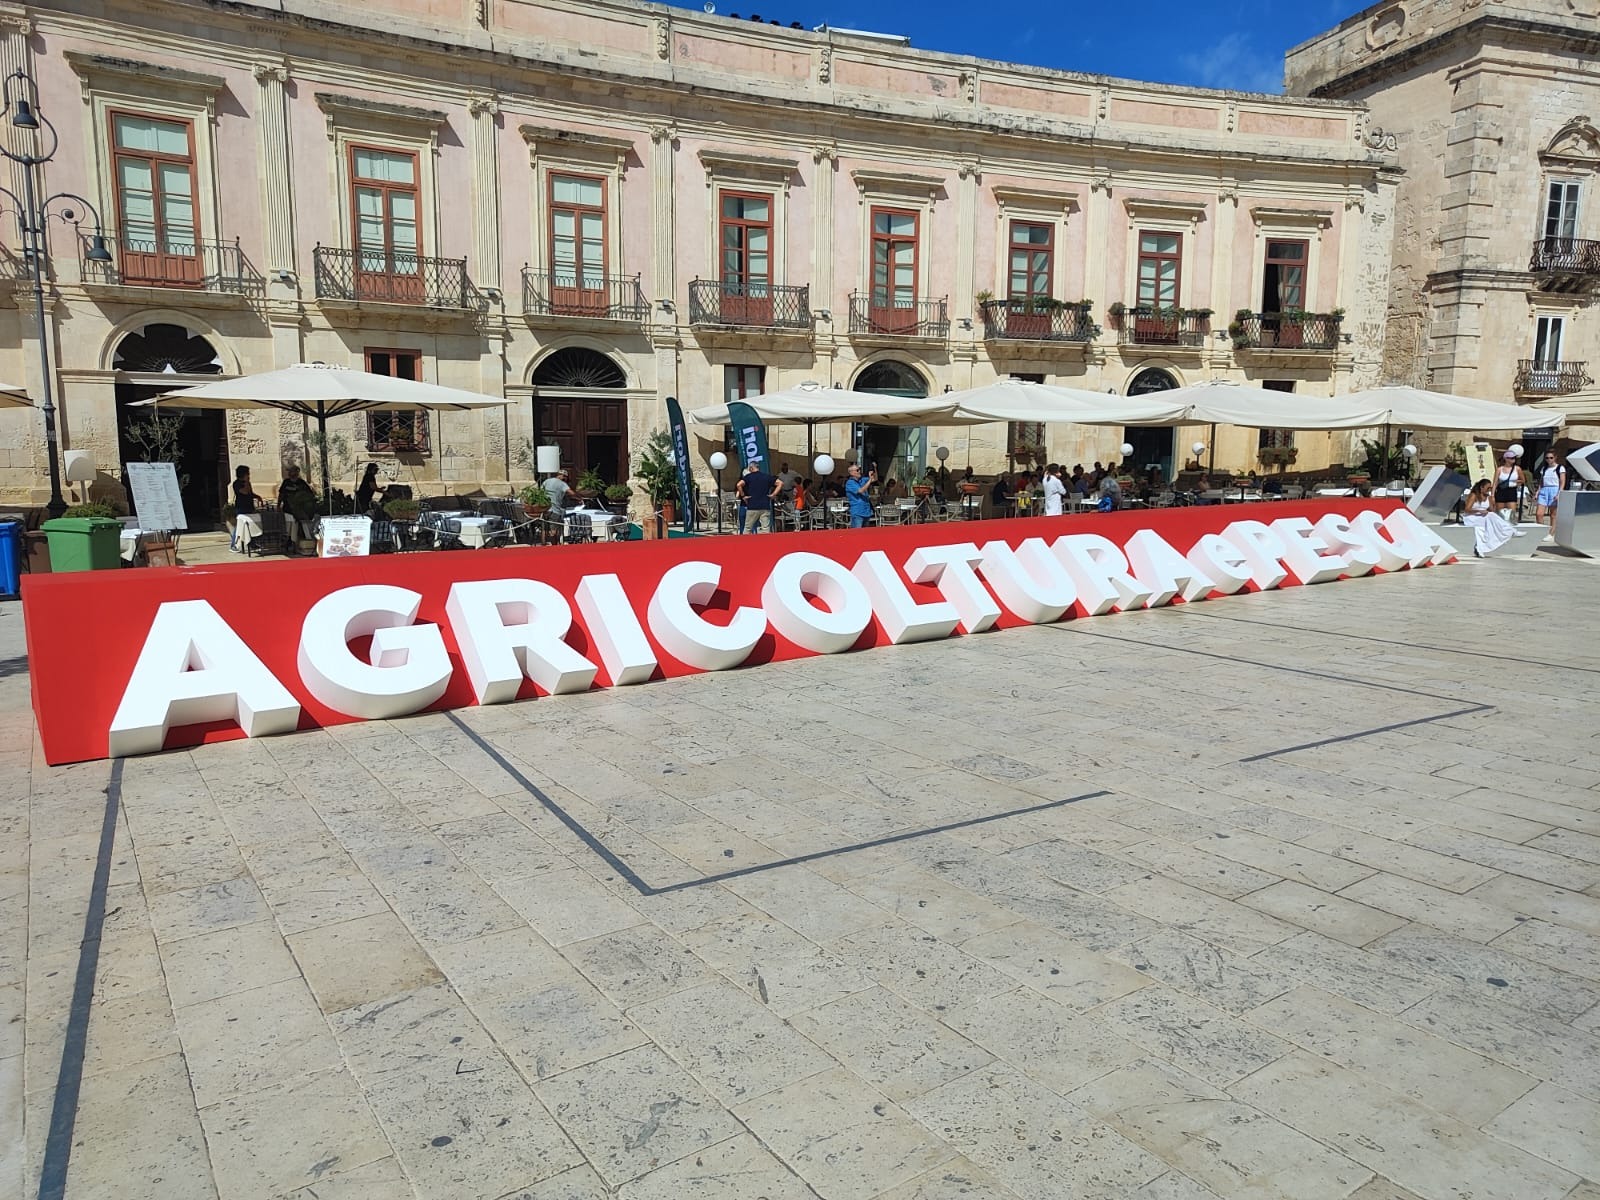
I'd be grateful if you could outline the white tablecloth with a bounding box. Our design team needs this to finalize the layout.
[454,516,497,548]
[119,529,141,562]
[564,508,620,539]
[234,512,299,548]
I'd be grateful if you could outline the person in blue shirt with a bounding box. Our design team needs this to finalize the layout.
[845,463,877,528]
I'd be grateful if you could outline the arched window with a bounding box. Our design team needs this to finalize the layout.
[1128,367,1178,395]
[854,359,927,397]
[531,347,626,389]
[111,324,224,375]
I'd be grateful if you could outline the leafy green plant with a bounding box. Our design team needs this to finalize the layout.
[576,467,606,494]
[604,483,633,503]
[382,497,420,520]
[63,501,120,519]
[1444,440,1469,473]
[517,483,551,509]
[1350,437,1404,479]
[635,429,680,504]
[123,412,190,490]
[974,289,995,305]
[1107,301,1126,318]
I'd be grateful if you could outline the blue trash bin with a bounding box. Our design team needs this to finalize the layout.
[0,518,22,599]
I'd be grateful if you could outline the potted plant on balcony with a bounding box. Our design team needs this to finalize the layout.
[575,467,606,500]
[1277,308,1308,349]
[634,429,680,533]
[517,483,551,519]
[1229,308,1254,350]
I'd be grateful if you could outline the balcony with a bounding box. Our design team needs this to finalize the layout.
[522,269,648,324]
[847,292,949,340]
[1514,359,1592,396]
[979,298,1097,344]
[1115,307,1209,348]
[1231,311,1343,353]
[81,231,264,298]
[687,278,810,331]
[313,245,473,310]
[1530,237,1600,292]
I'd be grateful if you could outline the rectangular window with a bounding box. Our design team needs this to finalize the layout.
[364,349,429,453]
[1257,381,1296,450]
[548,173,606,313]
[719,192,773,323]
[351,146,421,295]
[1546,181,1580,242]
[870,207,919,327]
[1136,231,1181,309]
[1262,240,1308,313]
[723,364,765,405]
[111,111,199,286]
[1534,315,1565,365]
[1007,222,1054,301]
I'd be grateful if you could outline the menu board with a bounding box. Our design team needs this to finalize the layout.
[124,462,189,532]
[1466,442,1497,488]
[318,516,372,557]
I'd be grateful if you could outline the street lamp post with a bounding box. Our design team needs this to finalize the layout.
[709,451,727,534]
[0,70,115,519]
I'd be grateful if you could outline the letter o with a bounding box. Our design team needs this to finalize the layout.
[761,552,875,654]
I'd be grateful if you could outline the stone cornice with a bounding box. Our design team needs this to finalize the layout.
[521,123,634,163]
[315,92,448,130]
[1249,205,1334,228]
[698,149,799,180]
[991,185,1081,215]
[64,50,225,96]
[849,168,946,200]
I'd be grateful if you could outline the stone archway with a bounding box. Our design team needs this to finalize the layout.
[112,323,228,529]
[853,359,929,485]
[1124,367,1179,481]
[530,347,630,485]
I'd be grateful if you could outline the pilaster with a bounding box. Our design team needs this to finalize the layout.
[0,11,34,220]
[649,124,676,313]
[955,158,979,331]
[252,61,297,299]
[468,92,501,290]
[812,142,837,311]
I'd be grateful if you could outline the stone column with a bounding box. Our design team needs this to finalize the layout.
[954,158,979,327]
[649,125,676,317]
[252,61,297,300]
[468,93,501,291]
[1211,183,1238,376]
[0,10,33,212]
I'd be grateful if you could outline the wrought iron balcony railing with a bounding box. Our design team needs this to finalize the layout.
[1231,311,1342,352]
[522,268,648,322]
[979,298,1097,342]
[1514,359,1592,395]
[847,292,949,338]
[1530,237,1600,276]
[1115,307,1209,347]
[313,244,472,308]
[81,230,263,295]
[687,278,810,330]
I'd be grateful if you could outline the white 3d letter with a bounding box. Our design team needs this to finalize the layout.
[851,551,961,644]
[1271,517,1350,585]
[574,574,657,685]
[298,585,453,719]
[1312,514,1379,577]
[1381,507,1456,566]
[1052,533,1154,615]
[761,552,874,654]
[1125,529,1216,606]
[904,542,1001,633]
[647,560,766,670]
[1184,533,1251,595]
[1349,510,1416,571]
[108,600,300,757]
[446,579,598,704]
[1220,520,1289,590]
[979,538,1077,624]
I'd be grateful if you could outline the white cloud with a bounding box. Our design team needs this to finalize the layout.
[1179,31,1284,95]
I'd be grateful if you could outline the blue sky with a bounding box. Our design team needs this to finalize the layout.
[659,0,1362,94]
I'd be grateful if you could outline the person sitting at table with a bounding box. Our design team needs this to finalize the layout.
[278,464,315,513]
[991,473,1014,517]
[883,477,902,501]
[1097,472,1122,511]
[356,463,387,514]
[1070,465,1089,495]
[1263,475,1284,497]
[232,465,258,515]
[793,477,809,510]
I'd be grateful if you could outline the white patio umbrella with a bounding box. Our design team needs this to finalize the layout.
[138,363,510,508]
[1341,385,1566,432]
[944,378,1190,425]
[686,383,961,427]
[1152,380,1389,430]
[0,382,30,408]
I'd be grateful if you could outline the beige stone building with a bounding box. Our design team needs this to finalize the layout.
[1287,0,1600,451]
[0,0,1400,521]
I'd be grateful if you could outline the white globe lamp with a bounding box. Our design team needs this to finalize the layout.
[812,453,834,476]
[1119,443,1134,458]
[708,451,728,471]
[1191,441,1206,457]
[1508,443,1524,459]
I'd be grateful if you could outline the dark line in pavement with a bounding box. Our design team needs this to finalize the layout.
[445,711,655,895]
[646,789,1112,894]
[1238,704,1495,763]
[37,758,123,1200]
[1175,608,1600,676]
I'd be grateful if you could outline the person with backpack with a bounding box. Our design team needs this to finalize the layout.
[1493,450,1524,522]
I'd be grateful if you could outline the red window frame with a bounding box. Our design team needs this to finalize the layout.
[364,348,430,453]
[1007,220,1054,301]
[719,191,773,289]
[109,109,201,287]
[1262,239,1308,313]
[349,143,423,287]
[869,206,920,325]
[547,172,608,314]
[1135,230,1182,310]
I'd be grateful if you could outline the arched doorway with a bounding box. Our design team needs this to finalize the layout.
[112,323,227,528]
[531,347,630,485]
[1124,367,1178,483]
[853,359,928,486]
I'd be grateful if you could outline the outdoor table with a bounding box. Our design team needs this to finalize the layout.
[564,508,620,540]
[453,516,498,548]
[234,511,299,546]
[119,528,142,562]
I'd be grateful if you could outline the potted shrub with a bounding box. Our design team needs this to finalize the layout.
[603,483,633,514]
[634,429,680,528]
[383,497,421,522]
[1277,308,1308,349]
[517,483,551,518]
[575,467,605,500]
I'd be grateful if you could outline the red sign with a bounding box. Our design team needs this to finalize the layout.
[23,500,1447,764]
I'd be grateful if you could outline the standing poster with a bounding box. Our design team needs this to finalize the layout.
[1466,442,1497,487]
[318,516,372,558]
[726,401,769,471]
[124,462,190,531]
[665,396,696,532]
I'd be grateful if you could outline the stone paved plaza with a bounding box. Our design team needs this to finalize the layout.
[4,553,1600,1200]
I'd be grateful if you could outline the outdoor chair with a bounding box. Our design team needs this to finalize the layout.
[246,509,292,557]
[565,512,595,544]
[875,504,902,526]
[369,519,399,554]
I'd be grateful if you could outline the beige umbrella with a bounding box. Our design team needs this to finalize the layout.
[136,362,509,507]
[0,382,31,408]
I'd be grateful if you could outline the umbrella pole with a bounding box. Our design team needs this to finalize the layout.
[1208,424,1216,476]
[319,403,332,515]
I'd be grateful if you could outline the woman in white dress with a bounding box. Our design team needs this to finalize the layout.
[1462,478,1517,557]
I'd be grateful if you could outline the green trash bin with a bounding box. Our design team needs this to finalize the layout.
[41,517,124,573]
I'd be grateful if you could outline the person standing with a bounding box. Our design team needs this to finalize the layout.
[230,465,258,553]
[1536,450,1567,538]
[845,463,877,528]
[777,460,801,498]
[1041,463,1066,517]
[542,467,571,514]
[1493,450,1524,522]
[356,463,387,513]
[738,459,781,533]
